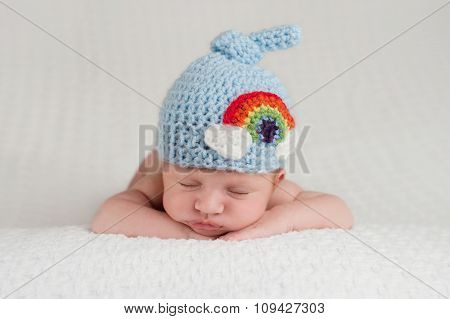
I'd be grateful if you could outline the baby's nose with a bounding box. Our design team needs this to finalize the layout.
[194,197,224,215]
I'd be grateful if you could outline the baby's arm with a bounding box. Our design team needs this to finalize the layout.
[268,179,354,231]
[219,179,353,241]
[91,151,211,240]
[91,190,191,239]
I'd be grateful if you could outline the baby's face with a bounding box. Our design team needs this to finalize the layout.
[162,162,282,237]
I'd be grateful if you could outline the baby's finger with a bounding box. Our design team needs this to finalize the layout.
[217,231,243,241]
[220,226,264,241]
[217,234,235,241]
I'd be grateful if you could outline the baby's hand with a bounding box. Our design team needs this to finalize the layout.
[187,230,217,241]
[217,207,293,241]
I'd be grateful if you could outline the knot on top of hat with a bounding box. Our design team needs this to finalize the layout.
[210,30,262,64]
[210,25,301,65]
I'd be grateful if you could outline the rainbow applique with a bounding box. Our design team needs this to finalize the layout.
[222,91,295,145]
[203,91,296,160]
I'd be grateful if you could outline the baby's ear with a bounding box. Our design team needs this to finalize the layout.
[274,168,285,185]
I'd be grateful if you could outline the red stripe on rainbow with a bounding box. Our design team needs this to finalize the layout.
[222,91,295,129]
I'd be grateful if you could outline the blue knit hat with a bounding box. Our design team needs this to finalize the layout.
[157,25,301,173]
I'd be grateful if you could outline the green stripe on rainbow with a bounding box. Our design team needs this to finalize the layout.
[222,91,295,145]
[245,105,287,144]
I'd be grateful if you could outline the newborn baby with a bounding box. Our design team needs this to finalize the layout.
[90,25,353,240]
[91,150,353,241]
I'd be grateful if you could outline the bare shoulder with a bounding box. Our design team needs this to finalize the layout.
[267,179,303,209]
[267,178,328,209]
[126,150,165,211]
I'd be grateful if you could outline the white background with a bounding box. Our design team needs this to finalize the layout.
[0,0,449,228]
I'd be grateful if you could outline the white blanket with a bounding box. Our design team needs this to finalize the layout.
[1,224,448,298]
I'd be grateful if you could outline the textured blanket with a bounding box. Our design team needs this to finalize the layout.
[1,224,448,298]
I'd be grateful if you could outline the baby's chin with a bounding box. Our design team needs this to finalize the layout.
[190,227,228,237]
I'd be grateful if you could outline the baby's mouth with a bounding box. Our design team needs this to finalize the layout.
[189,221,222,230]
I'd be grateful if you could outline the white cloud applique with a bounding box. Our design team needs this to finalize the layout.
[204,124,253,160]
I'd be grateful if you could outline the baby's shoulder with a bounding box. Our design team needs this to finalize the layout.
[128,171,165,211]
[267,179,303,209]
[127,150,165,210]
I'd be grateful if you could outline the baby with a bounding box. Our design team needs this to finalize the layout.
[91,25,353,241]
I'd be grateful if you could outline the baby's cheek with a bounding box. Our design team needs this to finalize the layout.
[163,192,181,212]
[163,191,195,218]
[228,200,266,228]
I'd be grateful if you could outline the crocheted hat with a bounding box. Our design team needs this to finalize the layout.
[157,25,301,173]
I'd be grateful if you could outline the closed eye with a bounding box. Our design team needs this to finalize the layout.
[228,190,249,195]
[179,182,199,188]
